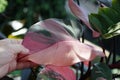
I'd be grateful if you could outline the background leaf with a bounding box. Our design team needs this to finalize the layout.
[91,63,112,80]
[0,0,8,13]
[89,0,120,39]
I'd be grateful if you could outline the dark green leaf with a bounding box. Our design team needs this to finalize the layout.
[89,14,107,34]
[91,63,112,80]
[112,0,120,13]
[98,8,120,23]
[89,0,120,39]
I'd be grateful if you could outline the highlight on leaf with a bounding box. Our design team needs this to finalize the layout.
[89,0,120,39]
[21,19,104,80]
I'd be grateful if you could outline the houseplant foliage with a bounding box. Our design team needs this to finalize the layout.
[0,0,120,80]
[89,0,120,39]
[21,19,104,80]
[22,0,120,80]
[0,0,66,37]
[68,0,120,80]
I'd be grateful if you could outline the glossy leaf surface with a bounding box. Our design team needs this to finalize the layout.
[21,19,104,80]
[89,0,120,39]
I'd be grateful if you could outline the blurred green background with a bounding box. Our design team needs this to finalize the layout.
[0,0,67,38]
[0,0,68,79]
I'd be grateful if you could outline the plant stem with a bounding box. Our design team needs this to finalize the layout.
[98,38,107,62]
[112,37,116,64]
[83,62,91,80]
[76,0,80,5]
[28,67,39,80]
[76,68,79,80]
[85,62,91,76]
[79,30,85,80]
[80,62,84,80]
[106,49,112,64]
[81,33,84,43]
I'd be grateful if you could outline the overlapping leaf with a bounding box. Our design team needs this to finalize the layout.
[20,19,104,80]
[68,0,100,37]
[89,0,120,39]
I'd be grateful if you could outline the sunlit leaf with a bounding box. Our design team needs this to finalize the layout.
[89,0,120,39]
[20,19,104,80]
[21,19,104,65]
[104,22,120,38]
[0,0,8,13]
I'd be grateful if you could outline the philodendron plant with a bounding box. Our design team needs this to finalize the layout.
[1,0,120,80]
[21,19,104,80]
[21,0,119,80]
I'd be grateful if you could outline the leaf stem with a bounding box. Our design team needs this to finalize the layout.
[79,62,84,80]
[84,62,91,80]
[76,0,80,5]
[112,37,116,64]
[106,49,112,64]
[98,38,107,62]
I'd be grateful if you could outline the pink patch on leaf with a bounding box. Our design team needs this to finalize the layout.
[68,0,100,37]
[40,65,76,80]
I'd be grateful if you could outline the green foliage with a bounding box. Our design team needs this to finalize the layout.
[0,0,120,80]
[91,63,112,80]
[9,70,21,77]
[89,0,120,39]
[0,0,8,13]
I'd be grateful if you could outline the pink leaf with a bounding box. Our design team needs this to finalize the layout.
[21,40,104,66]
[68,0,100,37]
[40,65,76,80]
[22,19,74,53]
[19,19,104,80]
[20,19,104,66]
